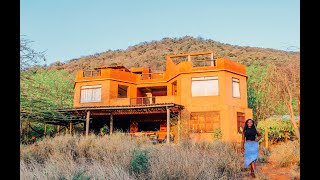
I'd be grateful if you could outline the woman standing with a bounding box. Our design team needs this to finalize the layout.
[241,119,261,178]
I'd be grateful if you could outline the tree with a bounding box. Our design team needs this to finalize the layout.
[20,35,46,71]
[247,62,285,121]
[272,62,300,142]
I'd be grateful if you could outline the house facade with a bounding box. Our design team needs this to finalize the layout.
[66,51,252,143]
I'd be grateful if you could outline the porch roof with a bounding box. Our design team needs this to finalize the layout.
[56,103,184,116]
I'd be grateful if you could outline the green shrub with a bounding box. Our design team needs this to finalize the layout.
[257,118,295,143]
[212,128,222,141]
[130,149,149,174]
[72,170,90,180]
[257,155,267,163]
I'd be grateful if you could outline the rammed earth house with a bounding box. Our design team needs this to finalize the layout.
[58,51,252,143]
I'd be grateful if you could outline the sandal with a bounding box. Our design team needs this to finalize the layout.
[250,172,255,178]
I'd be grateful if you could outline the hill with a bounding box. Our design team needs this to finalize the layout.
[48,36,300,73]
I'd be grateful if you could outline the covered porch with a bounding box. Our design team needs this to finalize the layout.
[55,103,184,144]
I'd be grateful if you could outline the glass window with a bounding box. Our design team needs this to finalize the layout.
[232,78,240,98]
[192,76,218,96]
[190,111,220,133]
[80,85,102,103]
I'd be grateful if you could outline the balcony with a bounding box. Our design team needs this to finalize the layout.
[109,96,178,106]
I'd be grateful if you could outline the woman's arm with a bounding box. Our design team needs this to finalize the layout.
[256,129,262,142]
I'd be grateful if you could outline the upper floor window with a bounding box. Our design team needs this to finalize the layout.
[232,78,240,98]
[80,85,102,103]
[118,85,128,98]
[192,76,219,96]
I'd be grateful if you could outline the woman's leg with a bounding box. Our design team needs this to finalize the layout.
[251,162,255,173]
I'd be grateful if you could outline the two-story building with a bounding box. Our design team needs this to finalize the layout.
[58,51,252,143]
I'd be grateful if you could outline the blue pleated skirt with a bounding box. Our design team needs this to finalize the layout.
[244,141,259,168]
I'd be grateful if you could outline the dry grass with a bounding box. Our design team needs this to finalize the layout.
[269,140,300,179]
[269,140,300,167]
[20,133,244,180]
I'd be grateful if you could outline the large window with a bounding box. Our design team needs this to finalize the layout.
[190,111,220,133]
[232,78,240,98]
[191,76,219,96]
[237,112,245,133]
[80,85,102,103]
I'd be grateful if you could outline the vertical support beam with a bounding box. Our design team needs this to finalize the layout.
[70,121,72,135]
[166,106,170,144]
[20,120,22,136]
[57,125,60,135]
[86,111,90,136]
[265,127,268,149]
[178,112,181,144]
[210,53,214,66]
[188,55,191,62]
[44,124,47,136]
[110,114,113,135]
[27,121,30,137]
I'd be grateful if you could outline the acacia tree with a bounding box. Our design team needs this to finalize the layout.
[247,62,284,121]
[20,36,75,140]
[20,36,46,71]
[272,61,300,142]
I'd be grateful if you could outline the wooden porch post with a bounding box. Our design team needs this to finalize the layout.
[57,125,60,135]
[188,55,191,62]
[110,114,113,135]
[86,111,90,136]
[27,120,30,137]
[178,112,181,144]
[70,121,72,135]
[44,124,47,136]
[210,53,214,66]
[265,121,269,149]
[166,106,170,144]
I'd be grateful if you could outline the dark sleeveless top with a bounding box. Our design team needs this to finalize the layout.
[244,127,257,141]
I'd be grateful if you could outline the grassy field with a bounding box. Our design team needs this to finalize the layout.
[20,133,300,180]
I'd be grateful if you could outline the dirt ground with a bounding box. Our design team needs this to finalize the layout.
[240,154,296,180]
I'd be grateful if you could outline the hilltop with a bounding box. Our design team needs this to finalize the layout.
[48,36,300,73]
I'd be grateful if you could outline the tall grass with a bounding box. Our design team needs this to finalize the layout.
[269,140,300,180]
[20,132,243,180]
[269,140,300,167]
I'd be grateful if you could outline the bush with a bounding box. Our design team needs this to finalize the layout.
[212,128,222,141]
[130,149,149,174]
[270,140,300,167]
[257,118,295,143]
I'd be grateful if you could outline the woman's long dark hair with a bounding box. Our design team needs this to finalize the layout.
[243,119,257,132]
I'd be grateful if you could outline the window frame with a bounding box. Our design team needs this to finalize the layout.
[80,84,102,103]
[190,111,220,133]
[232,78,241,98]
[191,76,219,97]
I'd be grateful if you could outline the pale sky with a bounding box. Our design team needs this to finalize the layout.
[20,0,300,65]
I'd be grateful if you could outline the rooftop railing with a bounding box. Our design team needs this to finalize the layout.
[140,73,164,80]
[83,70,101,77]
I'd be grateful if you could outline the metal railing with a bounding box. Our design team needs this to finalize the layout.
[130,97,156,105]
[192,59,216,67]
[140,73,164,80]
[83,70,101,77]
